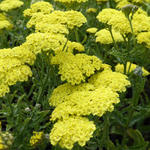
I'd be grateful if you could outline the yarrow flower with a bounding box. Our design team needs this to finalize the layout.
[51,52,102,85]
[49,64,130,149]
[25,10,87,30]
[23,1,54,17]
[53,0,88,3]
[50,86,120,121]
[95,28,123,44]
[22,32,67,54]
[35,23,69,35]
[88,70,131,92]
[97,8,150,34]
[0,46,35,97]
[50,117,96,150]
[0,0,24,12]
[136,31,150,48]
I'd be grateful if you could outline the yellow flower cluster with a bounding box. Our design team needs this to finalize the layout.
[22,2,131,150]
[49,62,130,149]
[95,29,123,44]
[22,32,67,54]
[23,1,87,57]
[114,0,132,8]
[115,62,150,76]
[24,1,54,17]
[50,117,96,150]
[35,23,69,35]
[136,31,150,48]
[65,10,87,29]
[50,86,119,121]
[51,52,102,85]
[0,0,24,31]
[0,0,24,12]
[25,9,87,30]
[88,70,131,92]
[97,8,150,34]
[30,131,44,146]
[0,132,13,150]
[0,46,35,97]
[54,0,88,3]
[50,83,95,107]
[0,13,13,31]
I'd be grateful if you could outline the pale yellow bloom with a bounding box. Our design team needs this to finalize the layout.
[24,1,53,17]
[95,28,123,44]
[50,117,96,150]
[0,0,24,12]
[86,28,98,34]
[86,8,97,13]
[136,31,150,48]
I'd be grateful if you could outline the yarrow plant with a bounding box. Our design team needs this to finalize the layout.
[0,0,150,150]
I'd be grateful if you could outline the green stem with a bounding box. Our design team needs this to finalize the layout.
[127,61,132,74]
[75,28,80,42]
[108,27,118,50]
[102,113,110,150]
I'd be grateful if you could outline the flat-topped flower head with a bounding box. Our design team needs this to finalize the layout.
[49,83,95,107]
[0,0,24,12]
[97,8,120,24]
[26,10,86,30]
[0,46,36,65]
[24,1,54,17]
[97,8,150,34]
[35,23,69,35]
[53,0,88,4]
[50,117,96,150]
[88,70,131,92]
[51,52,102,85]
[64,10,87,29]
[136,31,150,48]
[95,28,123,44]
[50,86,119,121]
[22,33,67,54]
[0,45,34,97]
